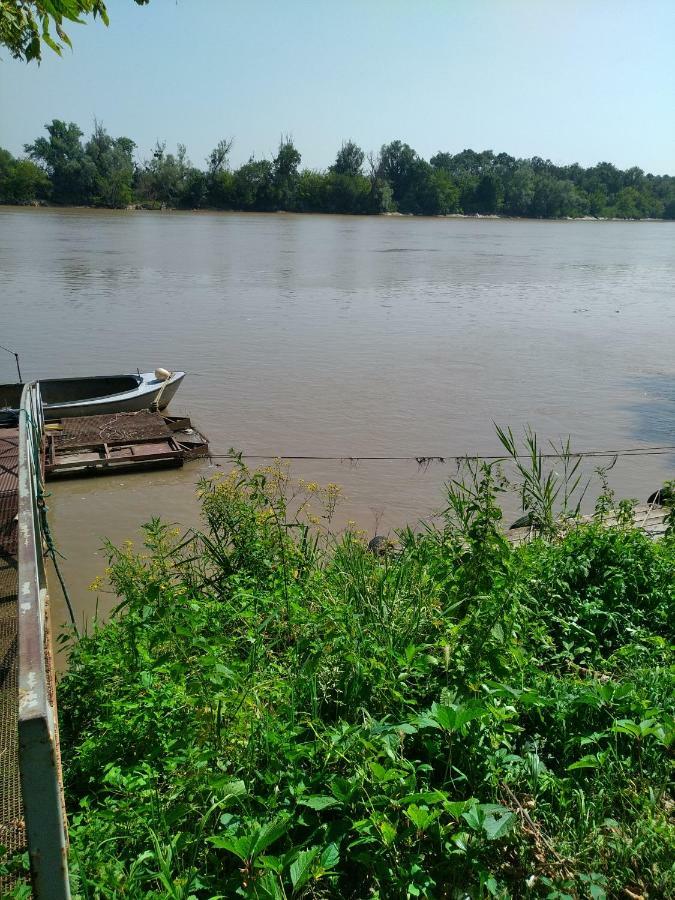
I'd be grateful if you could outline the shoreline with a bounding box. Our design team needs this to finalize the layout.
[0,202,672,223]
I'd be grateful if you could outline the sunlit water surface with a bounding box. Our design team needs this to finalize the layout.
[1,207,673,630]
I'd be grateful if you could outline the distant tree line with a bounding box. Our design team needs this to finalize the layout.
[2,119,675,219]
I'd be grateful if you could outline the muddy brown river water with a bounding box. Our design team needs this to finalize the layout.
[1,207,673,630]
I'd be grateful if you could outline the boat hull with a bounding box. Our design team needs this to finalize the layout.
[1,372,185,422]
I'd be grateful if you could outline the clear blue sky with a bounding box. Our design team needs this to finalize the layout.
[1,0,674,174]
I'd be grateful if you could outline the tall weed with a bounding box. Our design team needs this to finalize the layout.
[56,445,674,899]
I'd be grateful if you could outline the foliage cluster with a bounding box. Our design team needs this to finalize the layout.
[52,447,675,898]
[2,123,675,218]
[0,0,148,63]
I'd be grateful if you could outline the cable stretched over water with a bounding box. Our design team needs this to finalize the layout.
[204,445,675,463]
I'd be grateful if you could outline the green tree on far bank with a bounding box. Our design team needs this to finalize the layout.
[25,119,95,204]
[23,118,136,208]
[273,136,301,210]
[330,140,365,178]
[0,146,50,203]
[85,122,135,208]
[3,119,675,219]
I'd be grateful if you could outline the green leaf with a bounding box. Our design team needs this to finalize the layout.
[290,846,320,891]
[297,795,341,811]
[454,704,488,729]
[404,803,440,830]
[400,790,448,805]
[461,805,484,831]
[433,705,458,731]
[482,808,516,840]
[379,819,397,846]
[393,722,418,734]
[207,834,252,860]
[319,842,340,870]
[567,755,601,771]
[611,719,641,738]
[209,817,288,862]
[209,777,247,801]
[254,873,285,900]
[251,818,290,857]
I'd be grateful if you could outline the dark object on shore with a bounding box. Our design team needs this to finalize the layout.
[368,535,397,557]
[648,485,675,506]
[510,511,537,530]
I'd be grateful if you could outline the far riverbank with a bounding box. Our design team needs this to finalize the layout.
[2,201,674,223]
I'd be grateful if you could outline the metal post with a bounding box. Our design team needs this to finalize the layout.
[0,344,23,382]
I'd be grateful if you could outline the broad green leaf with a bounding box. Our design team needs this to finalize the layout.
[404,803,440,830]
[330,777,355,802]
[290,846,320,891]
[209,777,247,801]
[393,722,418,734]
[297,795,341,811]
[207,833,252,860]
[433,705,458,731]
[567,755,601,771]
[461,805,484,831]
[254,873,285,900]
[400,790,448,805]
[454,704,488,729]
[482,809,516,840]
[320,842,340,870]
[379,819,397,846]
[415,712,441,730]
[251,818,290,857]
[444,800,470,817]
[611,719,641,738]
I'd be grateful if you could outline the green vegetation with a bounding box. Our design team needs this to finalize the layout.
[0,1,149,63]
[2,121,675,218]
[55,441,674,898]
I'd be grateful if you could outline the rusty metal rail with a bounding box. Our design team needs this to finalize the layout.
[17,383,71,899]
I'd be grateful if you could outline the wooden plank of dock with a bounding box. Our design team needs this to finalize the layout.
[45,411,209,477]
[0,428,26,891]
[507,503,670,545]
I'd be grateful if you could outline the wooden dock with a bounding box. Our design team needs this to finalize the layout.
[507,503,670,544]
[45,410,209,477]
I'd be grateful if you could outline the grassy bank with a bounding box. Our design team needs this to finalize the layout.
[54,449,674,898]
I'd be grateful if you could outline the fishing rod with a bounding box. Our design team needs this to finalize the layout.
[0,344,22,381]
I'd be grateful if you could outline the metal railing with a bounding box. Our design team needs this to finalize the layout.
[17,383,71,899]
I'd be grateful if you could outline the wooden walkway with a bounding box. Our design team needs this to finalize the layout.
[0,428,25,888]
[507,503,670,545]
[45,411,209,476]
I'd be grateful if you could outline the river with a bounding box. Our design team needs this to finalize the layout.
[1,207,673,629]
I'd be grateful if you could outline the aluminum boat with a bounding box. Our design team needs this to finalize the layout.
[0,370,185,422]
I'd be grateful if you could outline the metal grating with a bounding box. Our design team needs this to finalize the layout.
[0,427,26,892]
[0,597,24,861]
